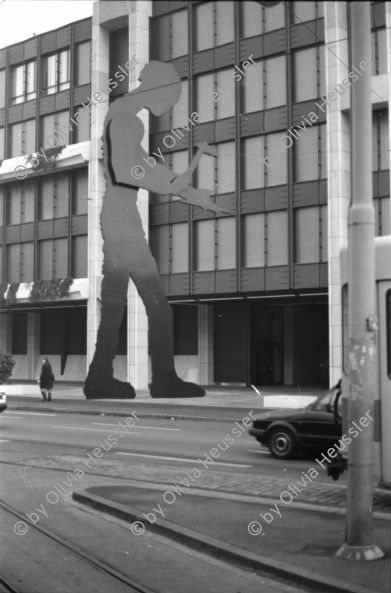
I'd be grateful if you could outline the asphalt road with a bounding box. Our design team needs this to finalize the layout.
[0,410,323,593]
[0,409,348,485]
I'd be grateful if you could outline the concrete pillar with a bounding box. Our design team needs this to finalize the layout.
[283,306,293,385]
[126,1,152,389]
[0,313,12,354]
[86,3,110,370]
[27,313,40,380]
[324,1,351,386]
[198,305,214,385]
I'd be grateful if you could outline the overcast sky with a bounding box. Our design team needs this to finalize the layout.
[0,0,94,49]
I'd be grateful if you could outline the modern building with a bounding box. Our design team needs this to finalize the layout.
[0,1,389,389]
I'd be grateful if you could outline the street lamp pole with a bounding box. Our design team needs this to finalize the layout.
[336,1,383,561]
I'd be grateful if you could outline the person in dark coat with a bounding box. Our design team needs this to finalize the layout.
[39,357,54,401]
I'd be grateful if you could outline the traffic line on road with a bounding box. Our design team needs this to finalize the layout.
[52,425,141,434]
[0,439,10,442]
[114,451,252,468]
[247,449,270,455]
[91,422,181,432]
[4,411,57,416]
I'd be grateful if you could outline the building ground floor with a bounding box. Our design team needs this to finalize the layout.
[1,295,329,388]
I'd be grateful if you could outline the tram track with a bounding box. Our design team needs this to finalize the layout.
[0,499,157,593]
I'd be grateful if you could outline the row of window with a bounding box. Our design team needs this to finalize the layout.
[0,234,87,283]
[0,109,89,161]
[0,41,90,108]
[0,170,87,226]
[154,1,324,59]
[151,198,390,275]
[151,207,328,274]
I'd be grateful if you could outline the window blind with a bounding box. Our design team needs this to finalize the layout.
[217,142,235,193]
[243,61,263,113]
[172,11,188,58]
[267,133,288,186]
[195,3,214,51]
[266,56,286,109]
[172,223,189,273]
[217,217,236,270]
[73,235,87,278]
[54,238,68,278]
[196,74,214,123]
[195,220,215,271]
[150,226,169,275]
[172,81,189,128]
[267,210,288,266]
[244,136,264,189]
[21,242,34,282]
[243,213,265,268]
[295,206,319,263]
[216,1,234,46]
[7,244,20,282]
[23,181,35,223]
[294,48,317,102]
[217,69,235,119]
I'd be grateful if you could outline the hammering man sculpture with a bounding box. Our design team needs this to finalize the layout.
[84,61,227,399]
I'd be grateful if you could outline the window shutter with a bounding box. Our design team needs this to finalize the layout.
[267,132,288,186]
[8,184,21,225]
[73,169,88,215]
[243,213,265,267]
[242,1,262,38]
[23,181,35,223]
[75,106,90,143]
[195,3,214,51]
[172,11,188,58]
[54,238,68,278]
[217,69,235,119]
[7,245,20,283]
[197,152,214,193]
[196,74,214,123]
[172,223,189,273]
[267,211,288,266]
[21,242,34,282]
[11,123,22,158]
[42,114,55,148]
[320,205,328,261]
[244,136,264,189]
[243,61,263,113]
[76,42,91,86]
[217,142,235,193]
[172,81,188,128]
[295,206,319,264]
[40,177,53,220]
[265,3,285,31]
[266,56,286,109]
[217,217,236,270]
[150,226,169,275]
[73,235,87,278]
[216,1,234,46]
[25,120,36,154]
[195,220,215,271]
[379,197,390,236]
[55,173,69,218]
[294,48,317,102]
[379,111,389,171]
[295,125,318,181]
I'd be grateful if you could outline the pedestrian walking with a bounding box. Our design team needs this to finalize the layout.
[39,357,54,401]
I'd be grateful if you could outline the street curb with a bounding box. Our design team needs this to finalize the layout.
[7,404,255,423]
[72,489,380,593]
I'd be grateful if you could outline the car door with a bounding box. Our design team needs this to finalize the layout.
[289,410,341,450]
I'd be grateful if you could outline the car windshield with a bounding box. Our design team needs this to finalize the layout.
[311,390,342,412]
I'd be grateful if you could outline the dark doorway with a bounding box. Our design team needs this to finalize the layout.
[250,304,283,386]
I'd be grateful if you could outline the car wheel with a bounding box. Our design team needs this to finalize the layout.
[268,428,296,459]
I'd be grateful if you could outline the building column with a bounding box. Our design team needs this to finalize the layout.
[27,312,40,380]
[198,305,214,385]
[283,306,294,385]
[0,313,12,354]
[86,4,110,370]
[126,2,152,389]
[325,1,351,386]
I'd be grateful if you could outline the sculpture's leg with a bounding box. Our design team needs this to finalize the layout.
[84,268,136,400]
[128,232,205,398]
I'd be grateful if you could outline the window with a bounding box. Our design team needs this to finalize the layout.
[172,223,189,273]
[41,111,70,148]
[293,46,325,102]
[172,10,188,58]
[372,29,387,76]
[72,235,87,278]
[10,120,36,157]
[242,213,265,268]
[0,127,4,161]
[73,106,90,143]
[0,70,5,108]
[6,180,35,225]
[194,220,215,271]
[6,242,34,283]
[173,305,198,355]
[375,197,391,237]
[372,110,389,171]
[75,41,91,86]
[217,217,236,269]
[241,1,285,38]
[38,173,69,220]
[243,56,286,112]
[12,313,28,355]
[196,71,235,122]
[291,1,323,23]
[195,1,234,51]
[217,142,235,193]
[72,168,88,215]
[295,206,328,263]
[10,61,36,104]
[294,124,326,182]
[39,238,68,280]
[242,211,288,267]
[243,134,288,189]
[43,50,70,94]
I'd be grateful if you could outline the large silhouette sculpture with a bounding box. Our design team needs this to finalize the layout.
[84,61,226,399]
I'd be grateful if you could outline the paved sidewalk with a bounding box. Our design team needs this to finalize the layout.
[74,481,390,593]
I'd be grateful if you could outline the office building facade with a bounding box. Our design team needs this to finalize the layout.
[0,1,389,388]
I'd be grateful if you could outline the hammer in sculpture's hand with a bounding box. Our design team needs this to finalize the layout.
[169,142,217,195]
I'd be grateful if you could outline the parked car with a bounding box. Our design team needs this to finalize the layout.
[249,388,342,459]
[0,392,7,413]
